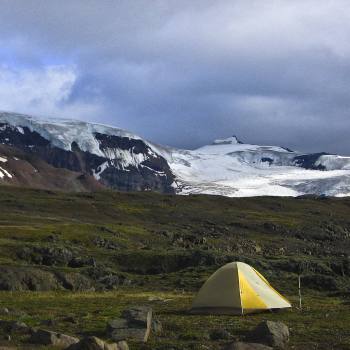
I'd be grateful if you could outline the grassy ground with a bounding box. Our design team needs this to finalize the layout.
[0,289,349,349]
[0,186,349,349]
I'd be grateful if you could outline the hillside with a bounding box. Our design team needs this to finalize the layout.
[0,144,104,191]
[0,186,349,349]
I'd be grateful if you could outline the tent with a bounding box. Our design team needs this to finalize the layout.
[190,261,291,315]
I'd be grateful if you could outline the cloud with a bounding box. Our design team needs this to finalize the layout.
[0,1,350,154]
[0,64,102,119]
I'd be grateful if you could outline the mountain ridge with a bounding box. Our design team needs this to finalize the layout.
[1,111,350,196]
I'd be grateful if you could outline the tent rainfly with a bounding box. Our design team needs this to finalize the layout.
[190,262,291,315]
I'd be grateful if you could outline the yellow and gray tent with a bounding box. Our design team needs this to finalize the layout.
[190,262,291,315]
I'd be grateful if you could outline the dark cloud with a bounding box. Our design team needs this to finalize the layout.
[0,0,350,154]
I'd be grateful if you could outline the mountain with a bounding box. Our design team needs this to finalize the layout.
[0,112,175,193]
[1,111,350,196]
[166,136,350,197]
[0,143,103,191]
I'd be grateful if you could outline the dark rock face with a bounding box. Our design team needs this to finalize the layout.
[293,152,328,170]
[17,246,96,268]
[0,266,93,291]
[0,266,62,291]
[261,157,273,165]
[95,133,175,192]
[0,265,129,292]
[0,122,175,193]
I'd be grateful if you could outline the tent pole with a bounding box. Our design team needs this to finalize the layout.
[298,275,302,310]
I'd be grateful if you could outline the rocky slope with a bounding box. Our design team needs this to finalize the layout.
[1,111,350,196]
[0,144,103,191]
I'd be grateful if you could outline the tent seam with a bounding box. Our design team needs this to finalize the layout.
[237,264,244,315]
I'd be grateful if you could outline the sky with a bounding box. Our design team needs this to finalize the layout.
[0,1,350,154]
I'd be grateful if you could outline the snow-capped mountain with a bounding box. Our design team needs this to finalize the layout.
[166,137,350,197]
[1,111,350,197]
[0,112,175,192]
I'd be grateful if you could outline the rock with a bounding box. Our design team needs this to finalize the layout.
[225,342,273,350]
[107,317,148,342]
[0,320,30,333]
[66,336,128,350]
[55,271,94,291]
[210,328,232,340]
[68,257,97,268]
[152,319,163,334]
[247,321,289,349]
[83,267,125,290]
[62,316,78,324]
[121,306,152,327]
[29,329,79,348]
[0,266,95,292]
[93,237,119,250]
[106,318,129,332]
[40,318,57,327]
[0,307,9,315]
[17,246,73,266]
[107,306,159,343]
[98,275,120,290]
[116,341,129,350]
[109,328,147,342]
[0,266,61,291]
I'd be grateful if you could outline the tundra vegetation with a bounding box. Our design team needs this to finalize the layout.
[0,186,349,349]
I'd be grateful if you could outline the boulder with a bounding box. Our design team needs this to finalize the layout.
[109,328,146,342]
[225,342,273,350]
[107,306,160,343]
[66,336,128,350]
[29,329,79,348]
[247,321,289,349]
[106,318,129,333]
[121,306,152,327]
